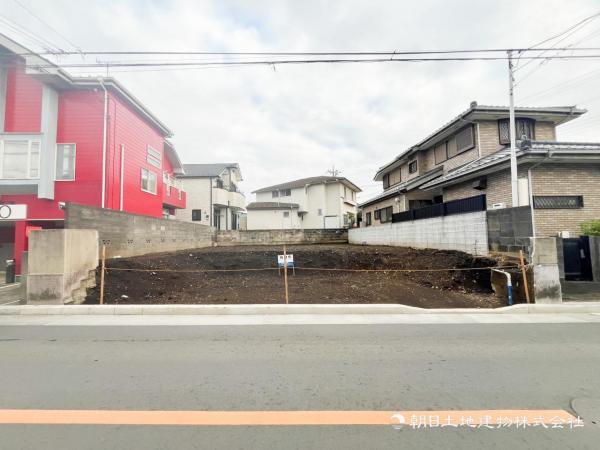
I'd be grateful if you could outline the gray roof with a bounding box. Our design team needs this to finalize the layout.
[359,167,443,208]
[246,202,300,210]
[420,140,600,189]
[180,163,239,178]
[253,176,361,194]
[374,102,587,180]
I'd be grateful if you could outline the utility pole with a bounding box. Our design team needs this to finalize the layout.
[507,50,519,207]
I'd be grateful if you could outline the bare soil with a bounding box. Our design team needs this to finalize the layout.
[86,244,504,308]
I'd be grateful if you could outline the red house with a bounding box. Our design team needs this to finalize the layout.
[0,34,186,274]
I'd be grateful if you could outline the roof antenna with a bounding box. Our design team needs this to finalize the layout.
[327,165,341,177]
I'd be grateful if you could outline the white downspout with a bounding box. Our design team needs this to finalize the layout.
[98,78,108,209]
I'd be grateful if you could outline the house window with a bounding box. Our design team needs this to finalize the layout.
[376,206,393,223]
[365,212,372,226]
[533,195,583,209]
[408,160,418,174]
[192,209,202,221]
[0,139,40,179]
[281,188,291,196]
[283,211,290,218]
[498,118,535,145]
[272,190,279,198]
[146,146,161,168]
[141,168,157,194]
[383,173,390,189]
[455,125,475,154]
[434,142,447,164]
[55,144,76,180]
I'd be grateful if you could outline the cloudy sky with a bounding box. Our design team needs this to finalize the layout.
[2,0,600,201]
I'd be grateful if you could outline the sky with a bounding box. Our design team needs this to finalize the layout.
[2,0,600,202]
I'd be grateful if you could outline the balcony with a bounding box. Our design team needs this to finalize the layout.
[162,185,186,209]
[213,187,245,210]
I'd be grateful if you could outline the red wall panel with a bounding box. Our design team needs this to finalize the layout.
[3,64,43,132]
[107,92,166,217]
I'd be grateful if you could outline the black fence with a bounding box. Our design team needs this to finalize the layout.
[392,194,486,223]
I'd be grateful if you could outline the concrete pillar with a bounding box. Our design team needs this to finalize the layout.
[530,237,562,303]
[589,236,600,282]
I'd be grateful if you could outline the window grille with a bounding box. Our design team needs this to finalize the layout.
[533,196,583,209]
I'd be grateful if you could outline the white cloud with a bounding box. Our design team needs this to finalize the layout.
[4,0,600,202]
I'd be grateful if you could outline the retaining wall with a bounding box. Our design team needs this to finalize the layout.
[65,203,214,258]
[216,228,348,246]
[349,211,488,256]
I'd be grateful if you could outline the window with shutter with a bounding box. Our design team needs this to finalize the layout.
[455,126,475,153]
[434,142,447,164]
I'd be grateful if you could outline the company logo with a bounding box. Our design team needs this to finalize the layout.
[0,204,12,219]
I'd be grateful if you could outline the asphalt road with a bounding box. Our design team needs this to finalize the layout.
[1,322,599,449]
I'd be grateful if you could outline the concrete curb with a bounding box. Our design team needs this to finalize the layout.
[1,302,600,315]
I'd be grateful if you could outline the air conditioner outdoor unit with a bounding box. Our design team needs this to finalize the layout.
[491,202,506,209]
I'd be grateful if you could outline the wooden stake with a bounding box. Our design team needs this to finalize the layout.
[283,244,289,304]
[519,249,530,304]
[100,245,106,305]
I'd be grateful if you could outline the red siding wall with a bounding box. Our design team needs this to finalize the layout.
[1,62,175,219]
[3,63,43,132]
[106,92,166,217]
[1,89,104,219]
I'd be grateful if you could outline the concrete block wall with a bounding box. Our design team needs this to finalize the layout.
[486,206,533,254]
[26,229,99,305]
[349,211,488,256]
[216,229,348,246]
[65,203,214,258]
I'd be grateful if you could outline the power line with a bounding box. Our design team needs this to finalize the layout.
[514,11,600,83]
[6,46,600,57]
[0,14,61,53]
[522,11,600,51]
[9,54,600,71]
[11,0,81,52]
[519,66,600,101]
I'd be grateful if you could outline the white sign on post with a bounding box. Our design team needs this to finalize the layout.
[0,204,27,220]
[277,254,294,268]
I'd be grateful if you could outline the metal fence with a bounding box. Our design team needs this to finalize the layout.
[392,194,486,223]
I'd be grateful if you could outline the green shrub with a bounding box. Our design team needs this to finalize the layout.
[581,220,600,236]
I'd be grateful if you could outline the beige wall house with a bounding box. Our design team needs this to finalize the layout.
[175,163,245,230]
[247,176,361,230]
[360,101,600,238]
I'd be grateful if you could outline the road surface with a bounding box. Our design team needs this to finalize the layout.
[1,319,599,449]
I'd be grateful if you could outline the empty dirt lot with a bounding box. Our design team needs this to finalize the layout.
[86,244,504,308]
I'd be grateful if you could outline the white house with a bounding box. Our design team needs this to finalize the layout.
[247,176,361,230]
[175,163,245,230]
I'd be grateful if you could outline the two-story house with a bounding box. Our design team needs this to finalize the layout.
[0,33,186,274]
[360,101,600,238]
[175,163,245,230]
[247,176,361,230]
